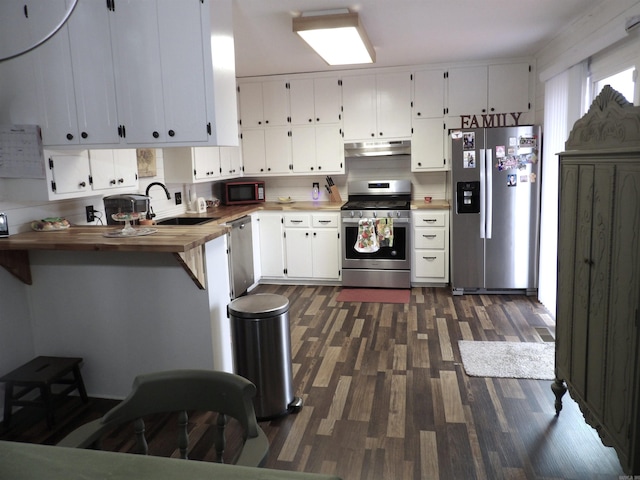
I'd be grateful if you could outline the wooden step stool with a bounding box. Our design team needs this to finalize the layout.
[1,356,88,429]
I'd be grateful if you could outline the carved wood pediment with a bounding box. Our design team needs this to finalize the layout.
[565,85,640,150]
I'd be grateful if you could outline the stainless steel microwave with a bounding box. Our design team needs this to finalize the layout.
[222,181,265,205]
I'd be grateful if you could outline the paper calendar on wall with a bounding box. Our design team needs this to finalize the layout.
[0,125,45,179]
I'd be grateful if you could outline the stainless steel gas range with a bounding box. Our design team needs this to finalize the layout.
[341,180,412,288]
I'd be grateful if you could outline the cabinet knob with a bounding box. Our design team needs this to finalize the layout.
[371,133,375,137]
[267,167,271,171]
[417,112,422,116]
[81,132,88,139]
[418,162,422,166]
[110,179,116,185]
[118,178,124,184]
[490,107,495,112]
[168,130,175,137]
[379,132,383,136]
[482,109,486,113]
[66,133,74,140]
[316,117,320,122]
[258,121,262,125]
[152,131,159,138]
[318,166,322,170]
[310,166,314,171]
[308,118,313,123]
[79,181,86,188]
[265,120,269,124]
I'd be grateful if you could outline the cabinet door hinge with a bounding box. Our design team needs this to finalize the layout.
[51,180,56,192]
[411,100,414,108]
[444,71,448,79]
[529,65,532,72]
[23,5,28,17]
[206,122,211,135]
[285,82,290,89]
[338,79,342,86]
[88,175,93,186]
[48,158,54,169]
[284,268,288,275]
[107,0,116,12]
[528,102,531,110]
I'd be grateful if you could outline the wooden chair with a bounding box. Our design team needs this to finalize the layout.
[57,370,269,467]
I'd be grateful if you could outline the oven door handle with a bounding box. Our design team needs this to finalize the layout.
[341,217,410,225]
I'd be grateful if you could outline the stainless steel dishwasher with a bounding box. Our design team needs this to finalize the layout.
[227,215,254,299]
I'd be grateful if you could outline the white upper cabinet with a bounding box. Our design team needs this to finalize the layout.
[487,63,531,114]
[241,128,292,175]
[342,72,412,141]
[219,146,242,178]
[163,147,223,183]
[30,1,120,146]
[413,69,446,119]
[447,65,488,118]
[45,150,92,198]
[238,80,289,128]
[289,77,342,125]
[376,72,412,139]
[89,149,138,191]
[111,0,209,145]
[291,125,343,174]
[412,118,447,172]
[447,62,531,119]
[0,0,238,148]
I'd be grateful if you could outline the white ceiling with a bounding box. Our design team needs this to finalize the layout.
[232,0,603,78]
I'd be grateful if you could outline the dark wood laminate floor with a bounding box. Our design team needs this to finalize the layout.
[1,285,625,479]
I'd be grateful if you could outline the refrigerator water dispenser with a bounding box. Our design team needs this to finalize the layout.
[456,181,480,214]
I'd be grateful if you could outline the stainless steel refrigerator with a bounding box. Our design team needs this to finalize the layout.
[450,125,541,295]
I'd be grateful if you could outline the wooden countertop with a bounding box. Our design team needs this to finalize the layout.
[0,199,447,286]
[0,200,446,253]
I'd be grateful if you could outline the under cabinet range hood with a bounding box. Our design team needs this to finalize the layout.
[344,140,411,157]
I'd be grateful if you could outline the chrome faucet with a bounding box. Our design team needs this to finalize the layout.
[145,182,171,200]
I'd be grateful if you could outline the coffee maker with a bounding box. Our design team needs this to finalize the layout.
[103,194,150,225]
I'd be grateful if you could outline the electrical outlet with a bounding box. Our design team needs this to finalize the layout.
[175,192,182,205]
[85,205,95,223]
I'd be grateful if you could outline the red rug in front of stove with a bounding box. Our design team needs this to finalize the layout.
[336,288,410,304]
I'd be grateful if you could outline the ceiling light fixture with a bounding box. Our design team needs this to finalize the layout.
[292,9,375,66]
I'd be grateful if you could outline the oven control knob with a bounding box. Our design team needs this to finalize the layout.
[349,211,355,218]
[373,211,377,218]
[358,211,363,218]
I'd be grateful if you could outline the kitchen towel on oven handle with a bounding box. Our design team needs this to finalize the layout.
[354,218,379,253]
[376,218,393,247]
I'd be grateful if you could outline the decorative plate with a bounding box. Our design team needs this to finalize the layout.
[31,217,70,231]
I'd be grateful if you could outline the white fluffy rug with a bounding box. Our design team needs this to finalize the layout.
[458,341,555,380]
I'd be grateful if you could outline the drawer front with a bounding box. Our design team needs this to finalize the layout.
[284,213,311,228]
[414,227,446,249]
[414,250,445,278]
[312,213,339,228]
[413,211,446,227]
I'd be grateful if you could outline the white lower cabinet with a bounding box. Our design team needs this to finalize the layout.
[284,212,341,280]
[257,212,286,278]
[412,210,449,284]
[258,211,341,282]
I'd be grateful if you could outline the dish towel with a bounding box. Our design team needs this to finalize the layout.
[354,218,379,253]
[376,218,394,247]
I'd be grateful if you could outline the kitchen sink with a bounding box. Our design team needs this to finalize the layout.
[155,216,219,226]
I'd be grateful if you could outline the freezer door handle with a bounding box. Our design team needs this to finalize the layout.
[479,149,486,239]
[485,148,493,239]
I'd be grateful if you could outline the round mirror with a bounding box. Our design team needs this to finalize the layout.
[0,0,78,62]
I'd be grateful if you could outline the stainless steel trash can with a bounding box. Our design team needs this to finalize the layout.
[229,293,302,420]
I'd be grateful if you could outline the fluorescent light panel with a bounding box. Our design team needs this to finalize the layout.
[293,11,375,66]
